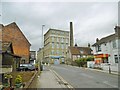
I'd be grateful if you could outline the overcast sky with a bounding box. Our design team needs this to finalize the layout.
[1,0,118,51]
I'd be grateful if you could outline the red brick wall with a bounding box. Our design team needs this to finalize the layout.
[0,25,3,41]
[2,22,31,63]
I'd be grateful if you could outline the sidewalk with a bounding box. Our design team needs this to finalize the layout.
[85,67,119,75]
[29,66,67,88]
[67,65,119,75]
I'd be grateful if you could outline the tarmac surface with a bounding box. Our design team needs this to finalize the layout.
[29,64,119,89]
[29,65,68,88]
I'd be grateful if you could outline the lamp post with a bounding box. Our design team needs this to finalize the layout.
[42,25,45,47]
[41,25,45,70]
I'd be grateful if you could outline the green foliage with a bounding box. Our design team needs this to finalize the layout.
[86,56,94,61]
[15,75,22,84]
[4,74,12,79]
[75,56,94,67]
[35,63,38,67]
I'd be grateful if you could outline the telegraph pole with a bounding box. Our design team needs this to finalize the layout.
[38,25,45,75]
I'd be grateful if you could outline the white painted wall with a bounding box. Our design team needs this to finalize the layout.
[93,38,119,66]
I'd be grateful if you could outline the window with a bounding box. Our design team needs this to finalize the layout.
[119,55,120,61]
[52,42,54,48]
[80,50,84,54]
[66,38,69,43]
[118,40,120,48]
[62,44,64,49]
[96,45,101,52]
[66,32,69,36]
[57,50,59,55]
[114,55,118,63]
[61,38,64,42]
[59,51,61,55]
[62,51,64,55]
[52,37,54,42]
[64,44,66,49]
[112,40,116,48]
[61,32,64,35]
[57,43,59,48]
[66,44,68,49]
[62,32,64,35]
[51,50,54,55]
[52,31,55,34]
[57,38,59,42]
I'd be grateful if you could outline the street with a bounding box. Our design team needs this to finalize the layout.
[50,64,118,88]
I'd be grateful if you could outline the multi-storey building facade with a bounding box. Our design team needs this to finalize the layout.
[44,29,69,64]
[92,26,120,72]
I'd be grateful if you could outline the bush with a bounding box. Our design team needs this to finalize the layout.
[75,57,93,67]
[4,74,12,79]
[86,56,94,61]
[15,75,22,84]
[75,58,87,67]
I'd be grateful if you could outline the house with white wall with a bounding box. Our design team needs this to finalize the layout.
[92,26,120,72]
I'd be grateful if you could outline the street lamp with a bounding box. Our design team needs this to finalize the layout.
[38,25,45,74]
[42,25,45,47]
[41,25,45,71]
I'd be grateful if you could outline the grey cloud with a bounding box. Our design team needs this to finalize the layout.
[2,2,118,50]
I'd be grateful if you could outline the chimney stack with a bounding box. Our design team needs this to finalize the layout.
[70,22,74,47]
[88,43,90,47]
[114,26,120,37]
[96,38,99,42]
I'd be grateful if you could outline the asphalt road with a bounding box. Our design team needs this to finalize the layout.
[50,64,118,88]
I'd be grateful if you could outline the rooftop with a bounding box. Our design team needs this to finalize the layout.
[44,28,69,36]
[68,46,93,55]
[92,26,120,46]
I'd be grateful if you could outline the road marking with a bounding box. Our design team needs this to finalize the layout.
[103,81,118,88]
[50,69,74,89]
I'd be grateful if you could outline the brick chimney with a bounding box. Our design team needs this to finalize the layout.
[96,38,99,42]
[88,43,90,47]
[70,22,74,47]
[114,26,120,37]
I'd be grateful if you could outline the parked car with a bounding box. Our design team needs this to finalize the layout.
[17,64,35,71]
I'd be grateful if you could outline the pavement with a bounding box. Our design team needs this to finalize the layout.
[29,65,69,88]
[67,65,119,75]
[85,67,119,75]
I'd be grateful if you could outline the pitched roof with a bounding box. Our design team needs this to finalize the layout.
[68,46,92,55]
[68,46,80,55]
[92,26,120,46]
[92,34,115,46]
[4,22,31,46]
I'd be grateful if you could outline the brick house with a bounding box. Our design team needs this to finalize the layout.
[2,22,31,63]
[66,44,93,65]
